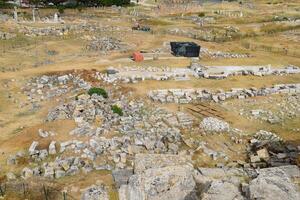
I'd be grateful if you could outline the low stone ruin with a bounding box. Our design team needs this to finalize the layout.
[148,83,300,104]
[191,64,300,79]
[94,66,194,83]
[22,73,91,108]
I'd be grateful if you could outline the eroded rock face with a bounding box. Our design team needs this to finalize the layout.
[127,165,196,200]
[248,167,300,200]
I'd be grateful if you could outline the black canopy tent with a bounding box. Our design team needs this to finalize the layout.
[170,42,200,57]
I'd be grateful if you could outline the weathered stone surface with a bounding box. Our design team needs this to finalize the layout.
[248,167,300,200]
[49,141,57,155]
[127,165,196,200]
[112,169,133,188]
[134,153,192,174]
[201,180,244,200]
[29,141,39,155]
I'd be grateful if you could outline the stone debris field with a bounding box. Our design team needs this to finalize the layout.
[0,1,300,200]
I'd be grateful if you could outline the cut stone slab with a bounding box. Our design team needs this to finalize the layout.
[256,148,270,161]
[112,169,133,188]
[249,166,300,200]
[201,180,244,200]
[29,141,39,155]
[127,165,196,200]
[134,153,192,174]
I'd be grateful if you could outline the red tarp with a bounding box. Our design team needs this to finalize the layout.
[132,52,144,62]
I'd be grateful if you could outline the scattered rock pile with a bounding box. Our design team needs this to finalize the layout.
[86,37,128,53]
[234,94,300,124]
[200,117,230,133]
[22,73,91,108]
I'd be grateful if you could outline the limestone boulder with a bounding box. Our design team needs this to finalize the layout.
[201,180,244,200]
[127,165,196,200]
[248,167,300,200]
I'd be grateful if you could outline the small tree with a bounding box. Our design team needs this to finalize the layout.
[111,105,123,116]
[88,87,108,98]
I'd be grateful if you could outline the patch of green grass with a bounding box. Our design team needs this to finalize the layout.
[88,87,108,98]
[111,105,123,116]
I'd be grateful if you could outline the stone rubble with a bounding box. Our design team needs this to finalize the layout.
[200,117,230,133]
[86,37,129,53]
[21,73,91,109]
[230,94,300,124]
[5,71,300,200]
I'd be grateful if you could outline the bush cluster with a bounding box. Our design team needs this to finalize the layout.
[111,105,123,116]
[88,87,108,98]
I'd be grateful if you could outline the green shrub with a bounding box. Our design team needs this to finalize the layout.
[88,87,108,98]
[198,12,205,17]
[111,105,123,116]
